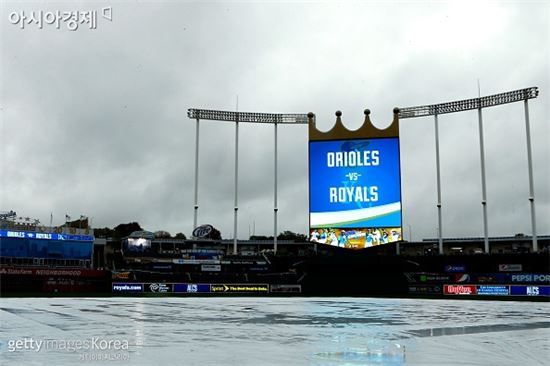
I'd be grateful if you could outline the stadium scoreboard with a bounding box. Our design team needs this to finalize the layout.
[308,111,402,249]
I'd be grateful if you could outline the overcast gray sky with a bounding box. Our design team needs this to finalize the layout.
[1,0,548,241]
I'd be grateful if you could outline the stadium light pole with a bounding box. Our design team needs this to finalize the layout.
[233,114,239,254]
[274,120,278,254]
[523,94,538,252]
[193,118,200,231]
[477,102,490,253]
[187,109,310,253]
[399,87,539,253]
[434,110,444,255]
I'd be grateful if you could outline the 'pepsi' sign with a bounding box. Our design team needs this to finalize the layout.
[444,265,466,273]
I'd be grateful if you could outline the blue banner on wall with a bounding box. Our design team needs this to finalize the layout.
[173,283,212,293]
[510,285,550,297]
[0,230,94,242]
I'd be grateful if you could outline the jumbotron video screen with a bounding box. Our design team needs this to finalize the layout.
[309,137,402,249]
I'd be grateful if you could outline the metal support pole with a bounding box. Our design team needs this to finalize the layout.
[523,98,538,252]
[434,113,443,254]
[274,122,278,254]
[233,118,239,254]
[193,118,200,231]
[477,106,490,253]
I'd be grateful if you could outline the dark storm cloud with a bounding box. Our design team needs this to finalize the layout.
[1,1,548,240]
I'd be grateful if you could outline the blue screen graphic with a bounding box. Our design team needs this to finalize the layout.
[0,230,93,242]
[510,285,550,297]
[309,138,401,228]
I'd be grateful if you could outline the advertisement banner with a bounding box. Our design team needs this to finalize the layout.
[444,265,467,273]
[498,264,523,272]
[173,283,211,293]
[443,285,477,295]
[405,273,471,284]
[112,283,143,292]
[0,230,94,242]
[510,274,550,283]
[408,285,442,294]
[471,273,550,283]
[270,284,302,293]
[419,274,452,282]
[0,268,105,278]
[473,273,509,283]
[210,284,269,293]
[510,285,550,297]
[309,138,401,247]
[144,283,173,293]
[454,273,471,283]
[112,271,131,280]
[476,285,510,296]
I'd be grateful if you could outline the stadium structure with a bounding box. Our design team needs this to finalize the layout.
[1,87,548,298]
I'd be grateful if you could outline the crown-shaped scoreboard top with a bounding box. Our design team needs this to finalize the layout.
[308,108,400,141]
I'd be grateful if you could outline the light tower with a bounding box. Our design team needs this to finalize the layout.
[187,109,310,254]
